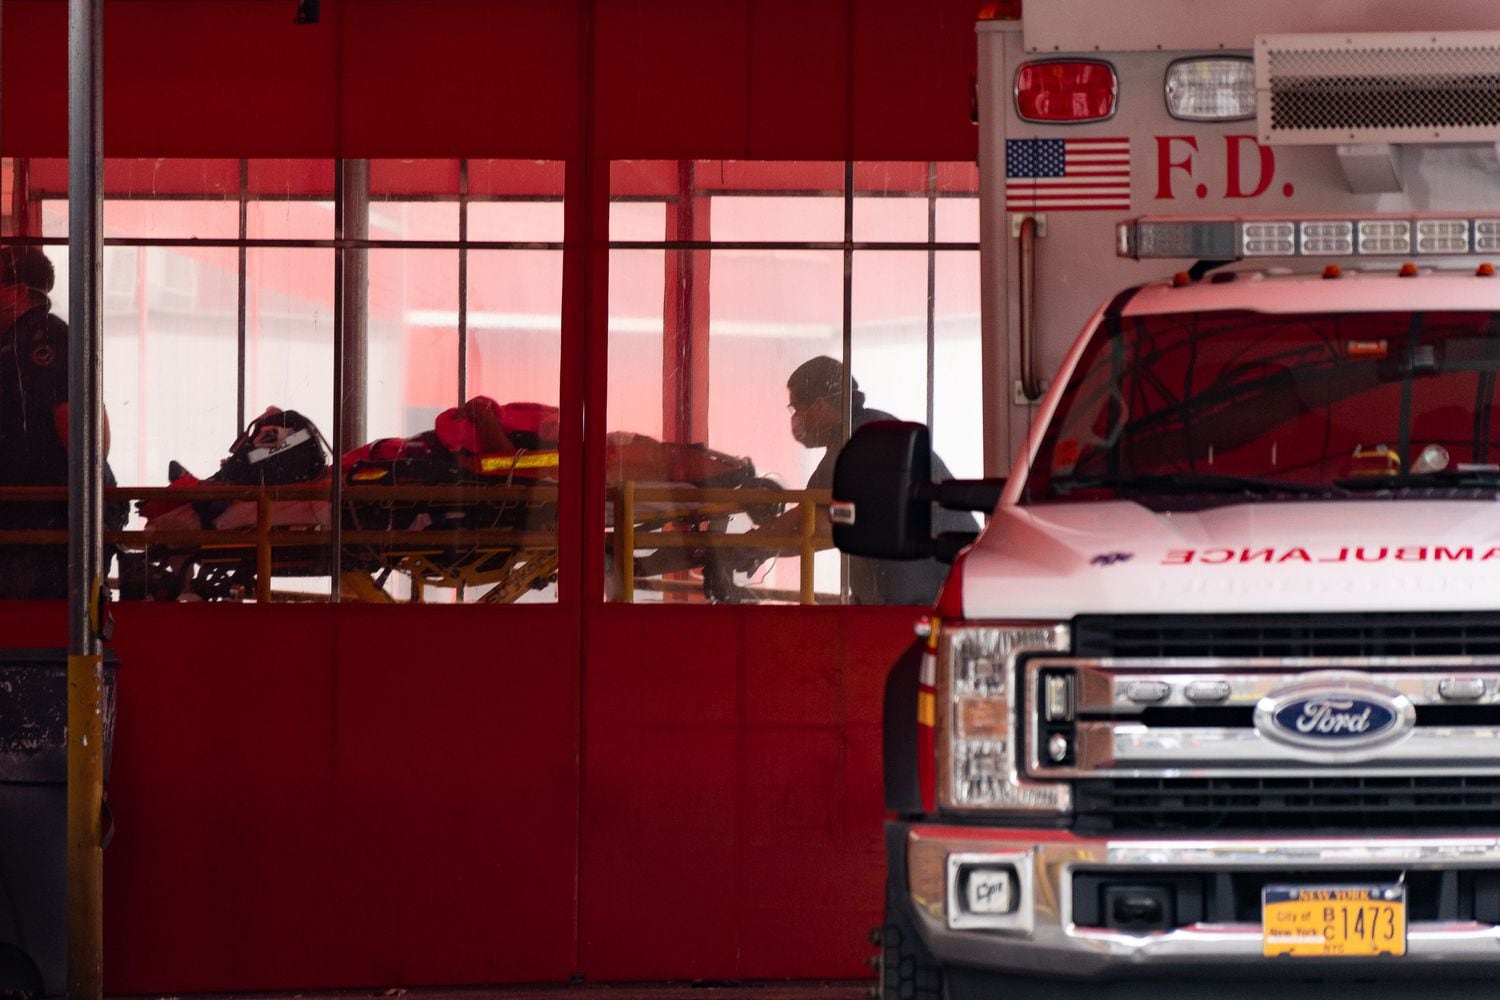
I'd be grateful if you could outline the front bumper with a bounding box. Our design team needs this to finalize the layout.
[899,821,1500,979]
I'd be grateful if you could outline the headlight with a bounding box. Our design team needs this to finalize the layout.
[938,622,1071,813]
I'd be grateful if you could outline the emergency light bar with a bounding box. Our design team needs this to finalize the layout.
[1117,216,1500,260]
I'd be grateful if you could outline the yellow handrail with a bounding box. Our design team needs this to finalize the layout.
[0,481,836,604]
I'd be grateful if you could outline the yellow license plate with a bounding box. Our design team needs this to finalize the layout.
[1262,885,1406,957]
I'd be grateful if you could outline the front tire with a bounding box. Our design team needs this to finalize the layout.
[879,897,945,1000]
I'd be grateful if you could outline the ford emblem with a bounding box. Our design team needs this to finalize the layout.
[1253,673,1415,761]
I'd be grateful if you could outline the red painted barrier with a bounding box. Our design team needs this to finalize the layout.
[0,601,914,990]
[579,604,913,980]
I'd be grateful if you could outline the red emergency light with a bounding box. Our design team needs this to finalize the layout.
[1014,60,1117,123]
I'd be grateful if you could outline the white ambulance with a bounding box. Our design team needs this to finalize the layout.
[834,3,1500,998]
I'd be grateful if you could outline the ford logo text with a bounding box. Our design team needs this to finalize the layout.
[1279,698,1389,738]
[1253,674,1415,760]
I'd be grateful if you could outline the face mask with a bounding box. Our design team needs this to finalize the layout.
[791,410,811,446]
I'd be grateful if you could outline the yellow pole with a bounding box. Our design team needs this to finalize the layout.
[256,494,272,602]
[611,487,625,600]
[620,481,636,602]
[66,653,104,1000]
[799,499,817,604]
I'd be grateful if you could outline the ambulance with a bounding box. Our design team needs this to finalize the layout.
[833,3,1500,997]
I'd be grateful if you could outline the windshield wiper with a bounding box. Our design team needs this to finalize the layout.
[1334,469,1500,491]
[1053,473,1337,497]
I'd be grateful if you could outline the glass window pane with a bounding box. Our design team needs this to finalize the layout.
[466,250,563,406]
[247,200,334,240]
[246,248,334,433]
[853,161,931,243]
[606,248,666,440]
[234,247,335,601]
[851,250,930,428]
[710,196,843,242]
[45,199,240,240]
[101,246,241,493]
[369,201,458,242]
[365,248,459,442]
[853,196,928,244]
[469,201,565,243]
[934,251,983,479]
[607,245,846,604]
[609,201,666,243]
[936,196,979,244]
[22,157,572,606]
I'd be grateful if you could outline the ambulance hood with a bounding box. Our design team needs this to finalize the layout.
[958,499,1500,619]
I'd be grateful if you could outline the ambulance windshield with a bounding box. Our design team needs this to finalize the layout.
[1025,308,1500,507]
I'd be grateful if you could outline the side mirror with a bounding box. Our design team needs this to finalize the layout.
[830,421,934,560]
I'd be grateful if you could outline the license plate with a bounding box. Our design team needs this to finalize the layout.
[1262,884,1406,957]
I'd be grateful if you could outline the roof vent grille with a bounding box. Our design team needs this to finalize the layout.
[1257,32,1500,145]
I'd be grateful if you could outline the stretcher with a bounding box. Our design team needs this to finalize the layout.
[112,400,801,603]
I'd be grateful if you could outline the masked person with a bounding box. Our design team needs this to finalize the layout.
[0,246,122,598]
[779,355,979,605]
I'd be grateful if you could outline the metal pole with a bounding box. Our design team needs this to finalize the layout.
[331,159,367,601]
[340,158,369,449]
[66,0,106,996]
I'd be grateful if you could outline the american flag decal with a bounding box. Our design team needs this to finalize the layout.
[1005,138,1130,211]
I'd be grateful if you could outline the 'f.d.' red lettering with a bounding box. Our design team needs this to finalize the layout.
[1225,135,1276,198]
[1155,136,1198,199]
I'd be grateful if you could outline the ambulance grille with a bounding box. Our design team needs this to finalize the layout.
[1073,612,1500,659]
[1257,32,1500,144]
[1076,776,1500,833]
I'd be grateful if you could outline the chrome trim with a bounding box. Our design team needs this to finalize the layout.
[946,850,1035,932]
[1071,723,1500,778]
[1025,656,1500,778]
[1056,656,1500,713]
[915,828,1500,978]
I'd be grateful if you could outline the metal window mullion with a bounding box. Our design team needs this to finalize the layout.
[926,160,937,435]
[330,160,345,603]
[840,159,854,603]
[458,158,469,404]
[236,158,248,431]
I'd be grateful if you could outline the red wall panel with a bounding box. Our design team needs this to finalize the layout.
[593,0,753,159]
[852,0,979,161]
[579,604,914,980]
[104,1,340,159]
[0,599,913,988]
[0,602,580,992]
[102,605,343,991]
[747,0,850,159]
[323,604,580,987]
[341,0,584,159]
[1,2,68,157]
[1,0,979,161]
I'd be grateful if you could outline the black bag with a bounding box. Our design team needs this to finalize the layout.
[214,407,330,486]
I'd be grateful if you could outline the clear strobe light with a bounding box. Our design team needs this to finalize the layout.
[1120,216,1500,260]
[1417,219,1470,254]
[1358,219,1412,255]
[1242,221,1296,256]
[1301,221,1354,255]
[1164,57,1255,121]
